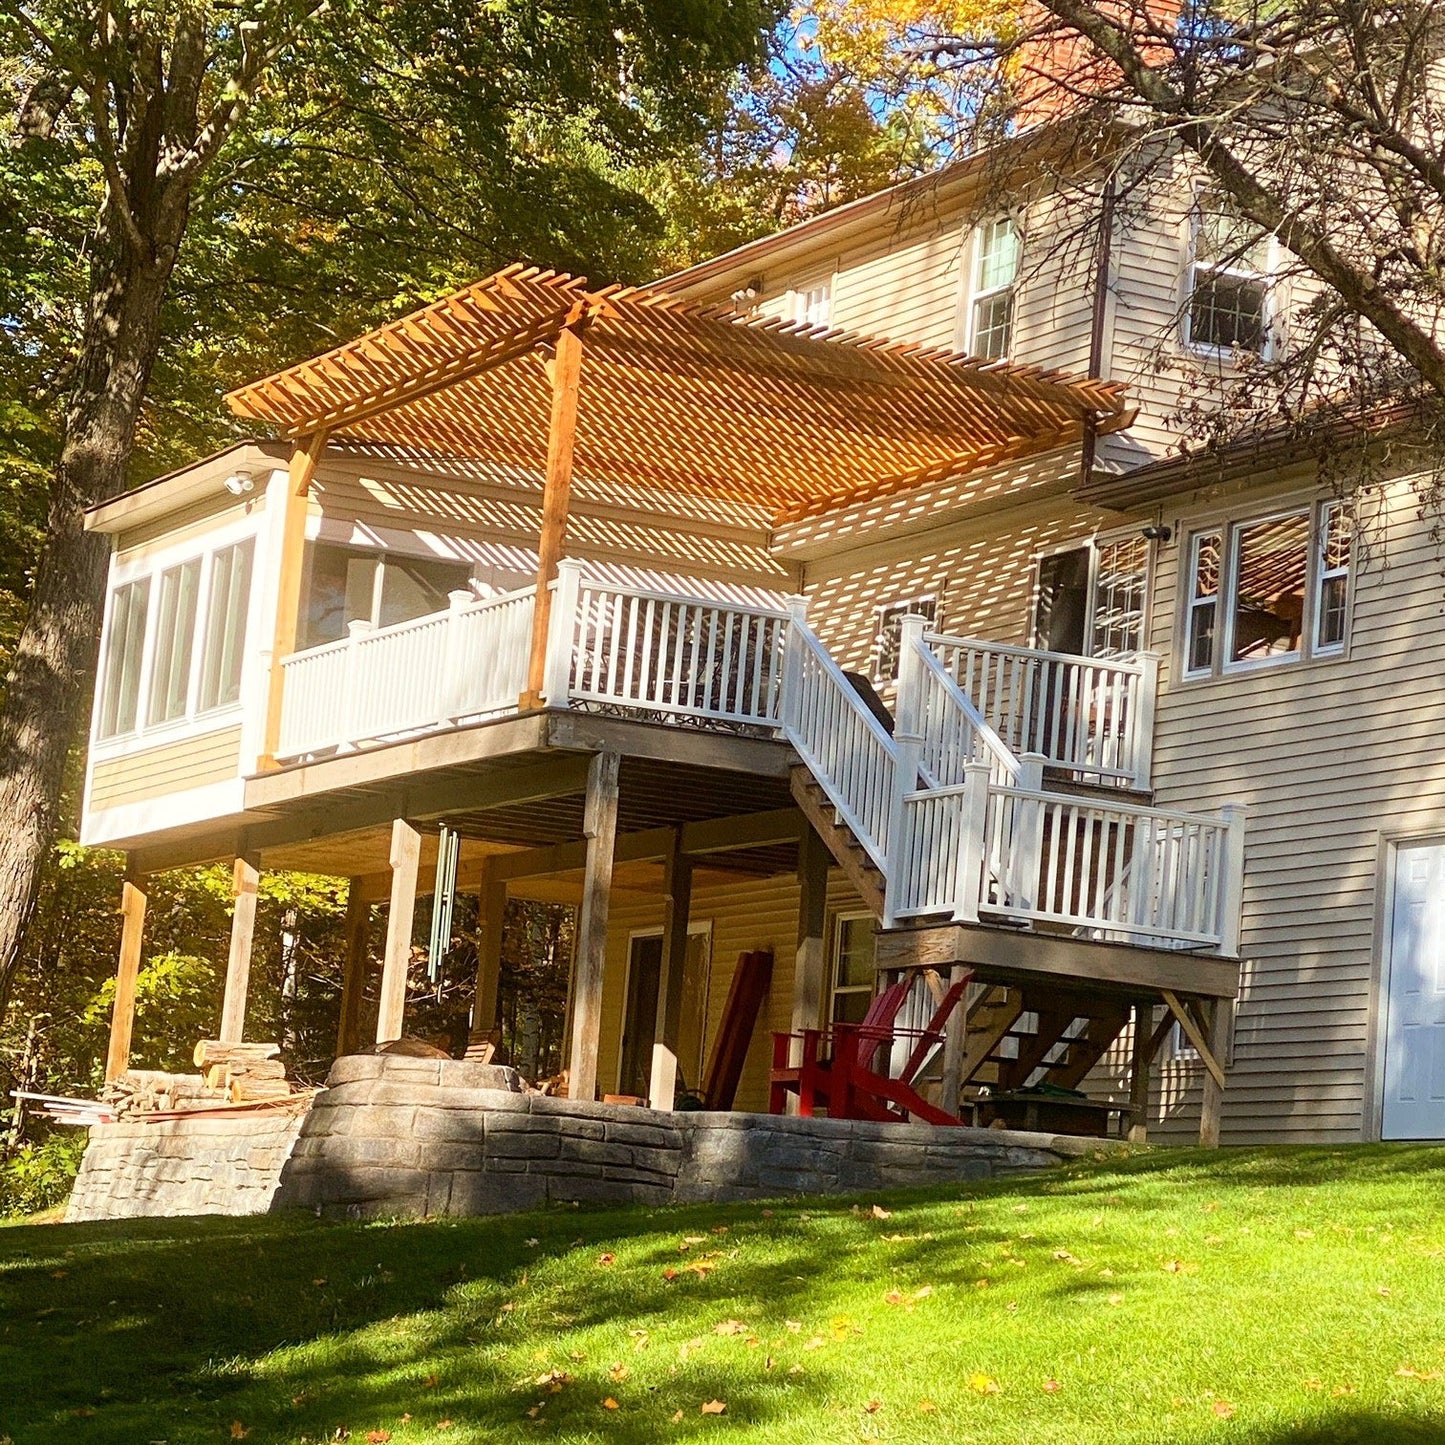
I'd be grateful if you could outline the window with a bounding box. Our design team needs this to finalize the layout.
[302,544,472,648]
[830,914,876,1025]
[787,280,831,329]
[969,216,1020,360]
[1183,500,1351,678]
[1186,192,1272,354]
[199,539,255,711]
[875,595,937,682]
[147,559,201,725]
[98,580,150,739]
[1032,535,1150,659]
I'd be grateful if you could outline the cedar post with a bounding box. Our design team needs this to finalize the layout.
[939,964,971,1119]
[790,824,830,1065]
[1198,997,1234,1148]
[260,430,329,769]
[1128,1000,1153,1143]
[104,868,148,1083]
[377,819,422,1043]
[336,879,371,1057]
[567,750,620,1102]
[521,322,585,710]
[648,832,694,1110]
[218,854,262,1043]
[469,858,506,1047]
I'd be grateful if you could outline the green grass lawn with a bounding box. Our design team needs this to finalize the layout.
[3,1147,1445,1444]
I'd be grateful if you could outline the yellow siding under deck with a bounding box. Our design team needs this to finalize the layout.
[89,725,244,811]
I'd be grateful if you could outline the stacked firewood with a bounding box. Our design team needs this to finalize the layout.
[103,1069,221,1117]
[192,1040,290,1103]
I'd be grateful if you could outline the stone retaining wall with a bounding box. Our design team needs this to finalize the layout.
[66,1055,1110,1223]
[65,1107,308,1222]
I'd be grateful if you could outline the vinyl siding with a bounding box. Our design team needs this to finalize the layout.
[1103,467,1445,1145]
[88,725,244,810]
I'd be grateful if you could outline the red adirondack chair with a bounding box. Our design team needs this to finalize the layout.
[770,971,970,1127]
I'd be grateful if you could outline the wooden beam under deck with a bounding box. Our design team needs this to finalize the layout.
[874,921,1241,1003]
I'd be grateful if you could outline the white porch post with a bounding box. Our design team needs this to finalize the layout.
[1132,651,1161,789]
[541,559,583,707]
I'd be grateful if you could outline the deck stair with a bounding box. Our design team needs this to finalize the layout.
[788,766,887,916]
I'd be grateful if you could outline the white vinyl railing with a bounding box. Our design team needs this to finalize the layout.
[926,633,1159,789]
[979,763,1245,950]
[273,566,1244,957]
[780,607,898,875]
[554,566,790,729]
[277,586,534,759]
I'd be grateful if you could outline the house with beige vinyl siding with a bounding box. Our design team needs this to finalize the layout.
[77,130,1427,1178]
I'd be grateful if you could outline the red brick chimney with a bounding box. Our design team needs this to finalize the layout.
[1014,0,1181,127]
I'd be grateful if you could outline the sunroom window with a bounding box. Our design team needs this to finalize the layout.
[1183,501,1350,678]
[147,559,201,725]
[199,539,255,711]
[969,216,1020,360]
[302,544,472,648]
[98,580,150,739]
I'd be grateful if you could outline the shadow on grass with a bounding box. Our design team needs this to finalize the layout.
[1249,1415,1445,1444]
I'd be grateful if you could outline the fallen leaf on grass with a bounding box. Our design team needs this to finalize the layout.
[1212,1401,1235,1419]
[884,1289,905,1306]
[365,1433,391,1444]
[629,1329,650,1351]
[871,1205,892,1220]
[662,1268,680,1282]
[230,1425,249,1440]
[602,1398,620,1411]
[609,1363,630,1382]
[597,1252,615,1266]
[969,1374,1001,1396]
[536,1371,570,1393]
[714,1319,748,1335]
[1106,1293,1124,1306]
[1303,1379,1323,1392]
[436,1421,453,1431]
[1396,1366,1443,1381]
[700,1400,727,1415]
[671,1410,685,1423]
[422,1375,438,1389]
[686,1261,716,1278]
[804,1336,826,1351]
[863,1399,882,1413]
[1042,1379,1062,1394]
[917,1399,938,1414]
[785,1320,802,1333]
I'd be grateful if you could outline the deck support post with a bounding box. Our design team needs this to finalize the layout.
[104,868,148,1083]
[790,824,830,1081]
[377,819,422,1044]
[1198,998,1234,1148]
[649,832,694,1110]
[260,430,329,769]
[218,854,262,1043]
[939,964,971,1118]
[336,879,371,1057]
[1128,1000,1153,1143]
[469,859,506,1049]
[522,322,585,710]
[567,750,620,1101]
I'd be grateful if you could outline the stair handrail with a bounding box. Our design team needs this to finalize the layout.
[780,599,900,874]
[909,634,1021,786]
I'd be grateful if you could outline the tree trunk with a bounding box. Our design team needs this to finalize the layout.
[0,238,178,1014]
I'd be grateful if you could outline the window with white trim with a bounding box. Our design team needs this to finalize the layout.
[301,544,472,648]
[787,279,832,329]
[96,532,260,744]
[98,579,150,740]
[829,913,876,1026]
[1032,534,1150,660]
[1182,500,1351,679]
[968,216,1020,360]
[875,594,937,682]
[1185,191,1273,354]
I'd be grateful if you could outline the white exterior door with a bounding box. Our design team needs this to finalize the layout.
[1383,841,1445,1139]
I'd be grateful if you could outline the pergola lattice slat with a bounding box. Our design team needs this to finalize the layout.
[227,263,1130,520]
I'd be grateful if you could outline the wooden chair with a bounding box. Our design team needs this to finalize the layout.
[770,972,970,1126]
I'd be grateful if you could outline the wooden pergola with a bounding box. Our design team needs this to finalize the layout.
[228,263,1131,753]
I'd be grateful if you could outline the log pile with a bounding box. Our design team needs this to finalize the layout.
[192,1040,291,1103]
[102,1070,223,1117]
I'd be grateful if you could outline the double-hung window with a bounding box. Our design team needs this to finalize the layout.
[968,216,1021,360]
[1183,500,1352,679]
[1186,191,1273,355]
[787,279,832,329]
[830,913,876,1025]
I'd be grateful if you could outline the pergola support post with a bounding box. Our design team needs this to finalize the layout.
[521,322,585,710]
[649,832,694,1110]
[104,868,149,1083]
[1128,1000,1153,1143]
[790,825,830,1068]
[336,879,371,1057]
[219,854,262,1044]
[567,750,620,1102]
[377,819,422,1044]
